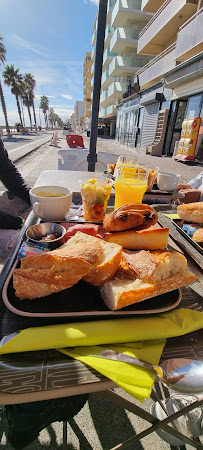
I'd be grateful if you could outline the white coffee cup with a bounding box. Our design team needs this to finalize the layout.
[30,186,72,221]
[157,171,181,192]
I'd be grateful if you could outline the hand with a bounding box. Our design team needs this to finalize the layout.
[178,189,201,204]
[176,184,191,190]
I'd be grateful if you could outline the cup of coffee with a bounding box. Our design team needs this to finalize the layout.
[30,186,72,221]
[157,171,181,192]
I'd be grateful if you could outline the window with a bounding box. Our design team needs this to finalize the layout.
[185,94,203,119]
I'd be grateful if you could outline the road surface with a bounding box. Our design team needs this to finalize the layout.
[2,130,53,154]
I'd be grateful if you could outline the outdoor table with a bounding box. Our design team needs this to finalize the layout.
[35,170,185,203]
[0,203,203,448]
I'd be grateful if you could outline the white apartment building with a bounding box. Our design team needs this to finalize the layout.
[135,0,203,157]
[91,0,153,136]
[73,101,84,133]
[115,0,203,157]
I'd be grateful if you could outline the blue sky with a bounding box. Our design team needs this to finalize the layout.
[0,0,98,127]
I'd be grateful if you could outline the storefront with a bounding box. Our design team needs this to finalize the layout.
[163,53,203,158]
[115,96,140,147]
[115,82,170,151]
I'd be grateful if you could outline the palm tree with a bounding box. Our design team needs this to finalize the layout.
[40,95,49,128]
[24,73,37,129]
[22,91,33,130]
[48,108,55,128]
[3,64,23,127]
[0,36,10,135]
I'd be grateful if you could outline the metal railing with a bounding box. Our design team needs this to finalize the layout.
[179,6,203,30]
[135,42,176,76]
[139,0,172,38]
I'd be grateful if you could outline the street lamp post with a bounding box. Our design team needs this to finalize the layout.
[87,0,108,172]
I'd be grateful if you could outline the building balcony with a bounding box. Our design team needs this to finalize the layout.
[110,27,140,53]
[138,0,198,55]
[109,54,151,76]
[108,80,128,98]
[111,0,152,28]
[85,69,93,79]
[106,0,116,25]
[100,104,117,117]
[91,47,95,63]
[84,58,92,70]
[91,30,96,47]
[135,42,176,88]
[106,104,117,116]
[100,90,113,106]
[175,8,203,62]
[141,0,165,13]
[101,70,114,89]
[103,48,116,71]
[84,81,91,91]
[91,62,95,75]
[104,25,114,50]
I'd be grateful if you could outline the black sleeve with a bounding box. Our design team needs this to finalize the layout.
[0,138,31,204]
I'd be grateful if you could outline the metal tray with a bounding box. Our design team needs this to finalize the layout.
[2,260,182,318]
[172,219,203,256]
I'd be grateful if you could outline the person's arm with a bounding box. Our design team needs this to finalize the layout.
[0,138,31,204]
[188,171,203,190]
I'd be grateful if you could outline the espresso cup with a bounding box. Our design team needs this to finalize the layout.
[30,186,72,221]
[157,172,181,192]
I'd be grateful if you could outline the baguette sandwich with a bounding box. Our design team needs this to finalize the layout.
[13,241,103,300]
[100,249,196,310]
[63,231,122,285]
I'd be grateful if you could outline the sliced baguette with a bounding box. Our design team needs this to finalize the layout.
[13,242,103,300]
[105,226,169,250]
[100,271,196,310]
[63,231,122,285]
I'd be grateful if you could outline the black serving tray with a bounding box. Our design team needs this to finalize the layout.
[172,219,203,256]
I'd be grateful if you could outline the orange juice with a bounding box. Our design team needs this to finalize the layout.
[116,163,138,172]
[114,178,147,208]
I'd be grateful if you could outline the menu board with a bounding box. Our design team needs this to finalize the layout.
[175,117,201,161]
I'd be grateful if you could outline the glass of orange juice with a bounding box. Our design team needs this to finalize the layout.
[114,167,148,209]
[114,155,138,177]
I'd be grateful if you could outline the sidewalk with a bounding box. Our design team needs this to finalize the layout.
[83,135,203,184]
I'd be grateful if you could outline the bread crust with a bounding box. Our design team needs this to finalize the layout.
[13,242,103,300]
[103,204,158,232]
[105,227,169,250]
[177,202,203,224]
[192,228,203,242]
[64,231,122,286]
[100,271,196,310]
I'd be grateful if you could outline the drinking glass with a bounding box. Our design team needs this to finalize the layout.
[114,167,148,209]
[79,177,113,221]
[114,154,138,177]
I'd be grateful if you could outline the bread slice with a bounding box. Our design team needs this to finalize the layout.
[13,242,103,300]
[63,231,122,285]
[177,202,203,223]
[100,271,196,310]
[100,249,196,310]
[105,226,169,250]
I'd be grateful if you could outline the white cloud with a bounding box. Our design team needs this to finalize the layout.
[84,0,99,4]
[35,95,55,100]
[61,94,73,100]
[7,34,47,57]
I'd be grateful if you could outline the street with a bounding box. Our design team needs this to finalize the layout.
[2,130,53,154]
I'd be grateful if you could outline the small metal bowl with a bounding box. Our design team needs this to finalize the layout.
[26,223,66,249]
